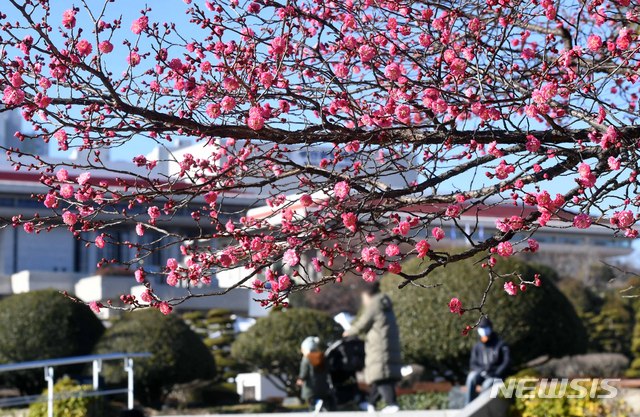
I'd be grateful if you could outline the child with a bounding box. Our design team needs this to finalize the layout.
[296,336,335,412]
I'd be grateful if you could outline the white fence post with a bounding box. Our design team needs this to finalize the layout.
[124,357,135,409]
[92,359,102,390]
[44,366,54,417]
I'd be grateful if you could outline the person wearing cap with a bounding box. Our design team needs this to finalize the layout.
[343,281,402,413]
[297,336,335,411]
[465,317,511,405]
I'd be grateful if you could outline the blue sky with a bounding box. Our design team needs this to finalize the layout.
[6,1,583,196]
[8,1,197,160]
[4,2,627,210]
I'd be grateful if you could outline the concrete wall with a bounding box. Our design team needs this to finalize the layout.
[75,274,136,302]
[130,283,256,315]
[11,270,78,294]
[15,228,75,273]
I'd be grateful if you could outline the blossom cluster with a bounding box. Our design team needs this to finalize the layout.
[0,0,638,318]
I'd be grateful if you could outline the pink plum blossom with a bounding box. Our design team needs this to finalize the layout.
[247,107,265,130]
[43,193,57,209]
[23,222,34,233]
[416,240,430,258]
[448,298,463,315]
[95,234,105,249]
[300,194,313,207]
[62,211,78,226]
[384,63,402,81]
[283,249,300,266]
[362,268,376,282]
[611,210,635,228]
[496,241,513,257]
[148,206,161,220]
[2,86,25,106]
[573,213,592,229]
[587,34,603,51]
[56,169,69,182]
[342,212,357,232]
[359,45,376,62]
[166,258,179,271]
[134,268,145,283]
[131,16,149,34]
[98,41,113,54]
[334,181,350,200]
[76,39,92,56]
[608,157,621,170]
[361,246,380,263]
[77,172,91,185]
[385,244,400,257]
[62,9,76,28]
[128,52,141,66]
[60,184,74,199]
[504,281,518,296]
[526,135,541,152]
[158,302,173,315]
[278,274,291,290]
[432,227,445,241]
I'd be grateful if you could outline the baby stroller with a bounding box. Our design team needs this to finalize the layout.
[325,336,366,406]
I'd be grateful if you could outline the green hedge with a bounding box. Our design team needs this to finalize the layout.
[397,392,449,410]
[626,306,640,377]
[508,378,630,417]
[559,279,634,358]
[94,309,215,407]
[28,377,111,417]
[0,290,104,394]
[382,257,587,380]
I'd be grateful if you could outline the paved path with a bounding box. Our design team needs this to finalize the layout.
[157,411,459,417]
[157,390,510,417]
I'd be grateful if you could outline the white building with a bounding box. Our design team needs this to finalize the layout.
[0,110,265,316]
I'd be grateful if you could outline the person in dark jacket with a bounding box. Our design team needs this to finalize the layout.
[297,336,335,411]
[465,317,510,405]
[344,281,402,413]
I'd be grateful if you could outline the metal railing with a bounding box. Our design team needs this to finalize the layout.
[0,352,151,417]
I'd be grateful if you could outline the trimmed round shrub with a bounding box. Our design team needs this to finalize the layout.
[559,278,634,357]
[0,290,104,394]
[28,377,110,417]
[626,306,640,377]
[382,257,587,380]
[231,308,343,395]
[509,378,629,417]
[94,309,215,407]
[557,278,602,315]
[182,309,245,382]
